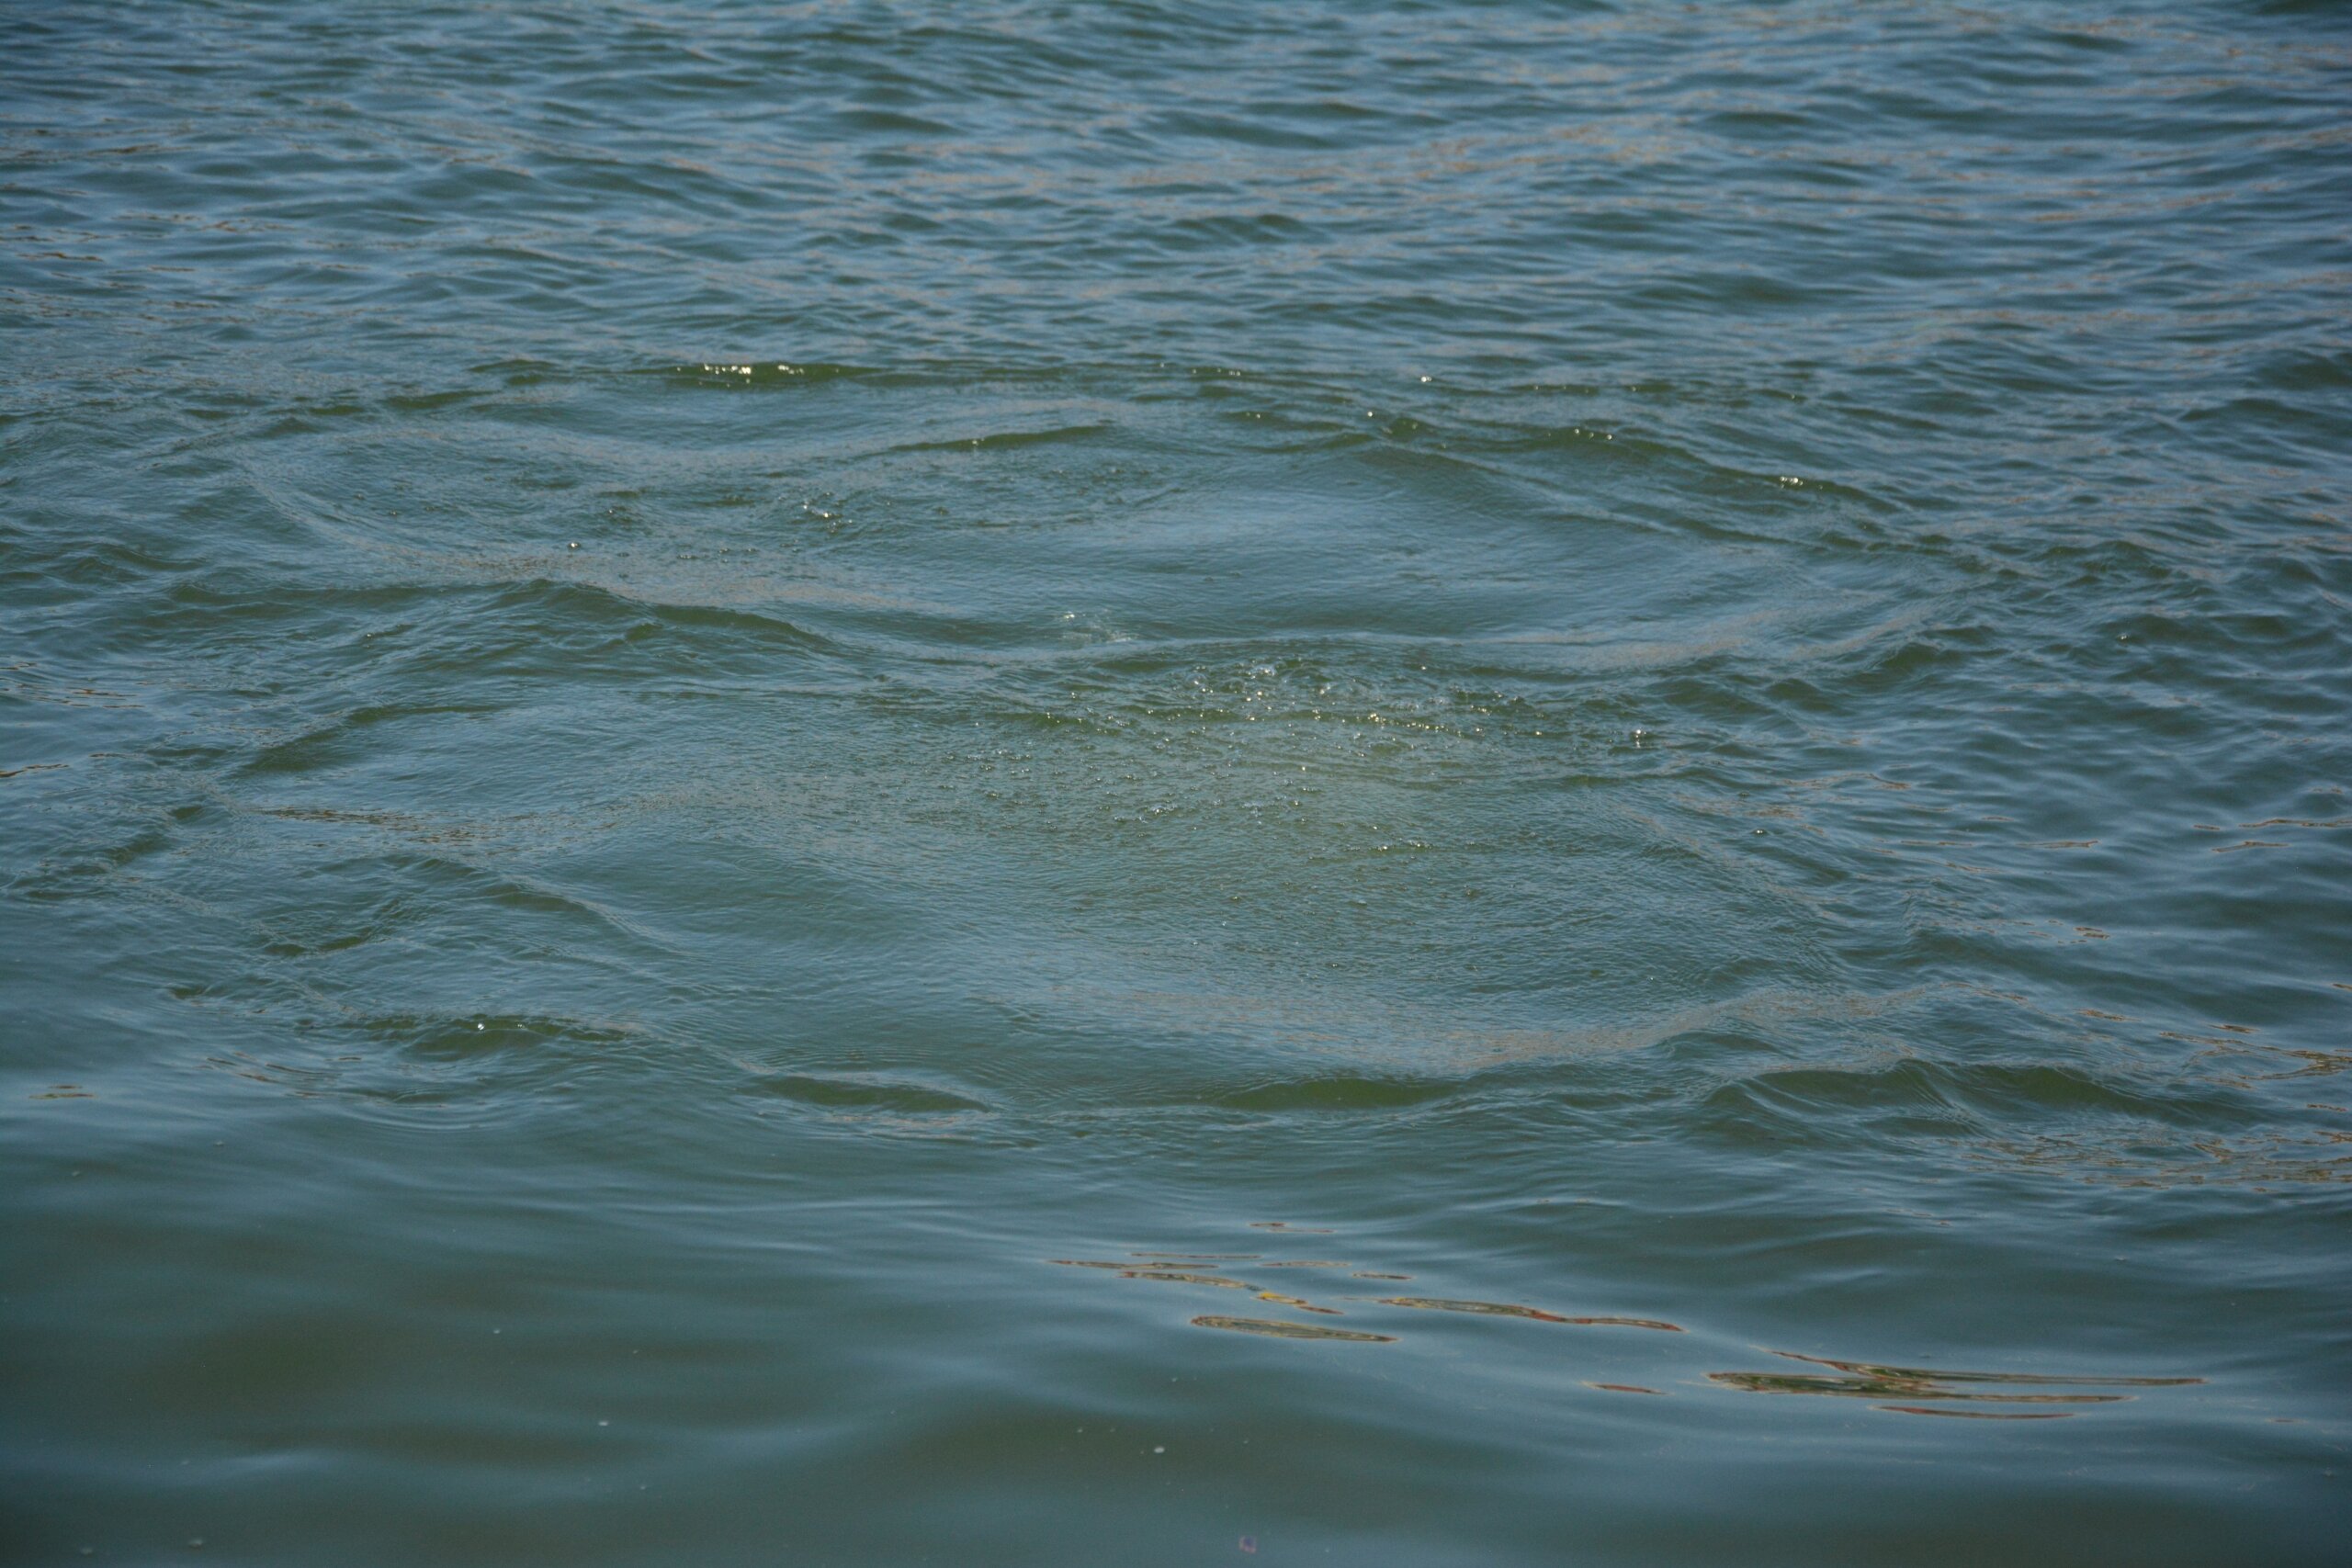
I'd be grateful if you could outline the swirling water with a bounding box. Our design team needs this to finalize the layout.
[3,2,2348,1562]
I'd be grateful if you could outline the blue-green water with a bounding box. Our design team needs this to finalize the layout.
[4,2,2348,1562]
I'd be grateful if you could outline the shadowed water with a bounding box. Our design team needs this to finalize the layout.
[3,2,2348,1563]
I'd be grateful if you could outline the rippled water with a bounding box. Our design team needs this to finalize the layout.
[5,2,2349,1562]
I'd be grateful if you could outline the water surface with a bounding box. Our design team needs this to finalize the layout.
[4,2,2348,1562]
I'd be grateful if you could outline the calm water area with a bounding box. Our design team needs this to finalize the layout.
[4,2,2349,1562]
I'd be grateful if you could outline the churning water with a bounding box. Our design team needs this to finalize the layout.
[3,3,2348,1562]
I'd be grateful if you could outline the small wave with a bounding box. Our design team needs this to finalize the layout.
[745,1073,989,1115]
[1209,1074,1457,1112]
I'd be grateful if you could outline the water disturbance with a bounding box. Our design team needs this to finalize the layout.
[3,2,2348,1563]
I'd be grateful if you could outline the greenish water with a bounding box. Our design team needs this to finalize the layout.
[4,2,2348,1562]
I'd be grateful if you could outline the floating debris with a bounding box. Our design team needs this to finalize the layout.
[1379,1296,1570,1322]
[1249,1222,1334,1234]
[1877,1405,2076,1420]
[1774,1352,2199,1388]
[1589,1383,1663,1395]
[1054,1247,1683,1344]
[1709,1371,2125,1404]
[1376,1297,1683,1330]
[1193,1315,1395,1342]
[1560,1315,1685,1332]
[1056,1259,1256,1288]
[1708,1350,2199,1410]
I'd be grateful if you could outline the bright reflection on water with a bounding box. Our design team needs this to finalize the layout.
[2,2,2348,1563]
